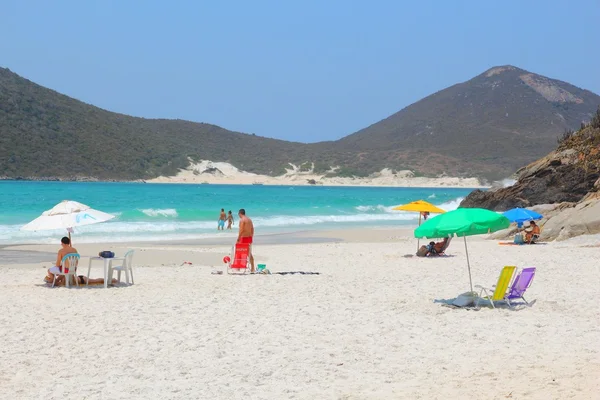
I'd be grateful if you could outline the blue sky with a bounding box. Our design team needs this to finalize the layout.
[2,0,599,142]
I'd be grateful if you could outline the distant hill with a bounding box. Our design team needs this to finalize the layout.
[1,65,598,181]
[0,67,318,180]
[337,65,600,179]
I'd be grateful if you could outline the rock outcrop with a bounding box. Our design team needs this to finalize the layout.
[487,200,600,241]
[461,117,600,211]
[462,108,600,241]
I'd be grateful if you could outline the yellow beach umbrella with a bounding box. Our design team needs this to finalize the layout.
[393,200,446,214]
[393,200,447,251]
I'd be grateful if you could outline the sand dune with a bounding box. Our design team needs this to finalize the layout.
[0,229,598,399]
[149,160,485,188]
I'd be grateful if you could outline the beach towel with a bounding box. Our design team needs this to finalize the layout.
[272,271,320,275]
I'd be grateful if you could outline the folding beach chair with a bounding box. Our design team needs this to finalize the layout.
[475,266,517,308]
[505,267,536,307]
[52,253,81,288]
[227,243,251,274]
[436,236,452,255]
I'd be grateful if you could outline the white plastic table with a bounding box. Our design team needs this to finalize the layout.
[87,256,124,288]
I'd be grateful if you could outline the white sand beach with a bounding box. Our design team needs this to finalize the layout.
[148,161,485,188]
[1,228,598,399]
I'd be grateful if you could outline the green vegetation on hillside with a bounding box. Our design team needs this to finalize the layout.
[0,67,315,179]
[337,66,600,180]
[461,106,600,210]
[1,66,599,181]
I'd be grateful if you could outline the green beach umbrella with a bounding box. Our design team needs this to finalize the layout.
[414,208,510,293]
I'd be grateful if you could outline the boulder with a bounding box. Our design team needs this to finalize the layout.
[486,200,600,242]
[542,199,600,241]
[461,126,600,211]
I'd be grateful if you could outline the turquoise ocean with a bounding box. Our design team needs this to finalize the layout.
[0,182,476,244]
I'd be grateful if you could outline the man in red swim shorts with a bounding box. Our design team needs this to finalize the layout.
[237,208,255,272]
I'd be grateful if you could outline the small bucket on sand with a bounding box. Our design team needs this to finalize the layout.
[257,264,266,271]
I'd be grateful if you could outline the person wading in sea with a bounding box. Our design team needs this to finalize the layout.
[217,208,226,230]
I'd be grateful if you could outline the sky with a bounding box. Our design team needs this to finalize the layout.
[2,0,599,143]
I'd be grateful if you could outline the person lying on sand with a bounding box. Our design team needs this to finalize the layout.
[44,274,118,286]
[46,236,78,283]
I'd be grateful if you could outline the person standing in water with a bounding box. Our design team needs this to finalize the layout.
[237,209,255,272]
[217,208,226,230]
[226,210,234,229]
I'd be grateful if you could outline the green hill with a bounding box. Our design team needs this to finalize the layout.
[0,67,319,179]
[1,65,598,181]
[337,66,600,179]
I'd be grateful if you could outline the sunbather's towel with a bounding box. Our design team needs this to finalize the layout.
[272,271,320,275]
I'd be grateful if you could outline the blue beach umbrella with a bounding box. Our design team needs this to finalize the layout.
[502,208,542,227]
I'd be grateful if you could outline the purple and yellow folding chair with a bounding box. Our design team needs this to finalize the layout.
[475,266,516,308]
[505,267,536,307]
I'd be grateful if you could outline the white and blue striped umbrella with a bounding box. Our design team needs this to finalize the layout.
[21,200,114,232]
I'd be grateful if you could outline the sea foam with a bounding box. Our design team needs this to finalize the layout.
[140,208,179,218]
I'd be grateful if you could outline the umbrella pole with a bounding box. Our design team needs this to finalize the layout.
[463,236,474,293]
[417,213,422,252]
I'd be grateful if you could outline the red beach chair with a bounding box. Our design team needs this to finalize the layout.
[227,243,251,274]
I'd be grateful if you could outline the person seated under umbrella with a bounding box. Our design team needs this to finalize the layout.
[417,237,451,257]
[524,220,541,243]
[45,236,78,283]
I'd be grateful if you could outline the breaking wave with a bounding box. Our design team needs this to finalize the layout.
[140,208,178,217]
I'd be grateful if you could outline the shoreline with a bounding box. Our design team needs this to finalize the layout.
[146,178,489,189]
[1,227,411,264]
[149,161,488,188]
[4,226,410,246]
[1,160,491,189]
[148,176,489,189]
[0,178,489,189]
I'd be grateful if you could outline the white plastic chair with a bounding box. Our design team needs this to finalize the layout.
[52,253,80,288]
[108,250,135,285]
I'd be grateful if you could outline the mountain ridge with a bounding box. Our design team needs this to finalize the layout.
[1,65,598,181]
[336,65,600,179]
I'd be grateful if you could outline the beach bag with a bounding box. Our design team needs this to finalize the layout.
[99,251,115,258]
[416,245,429,257]
[514,234,524,244]
[452,292,477,307]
